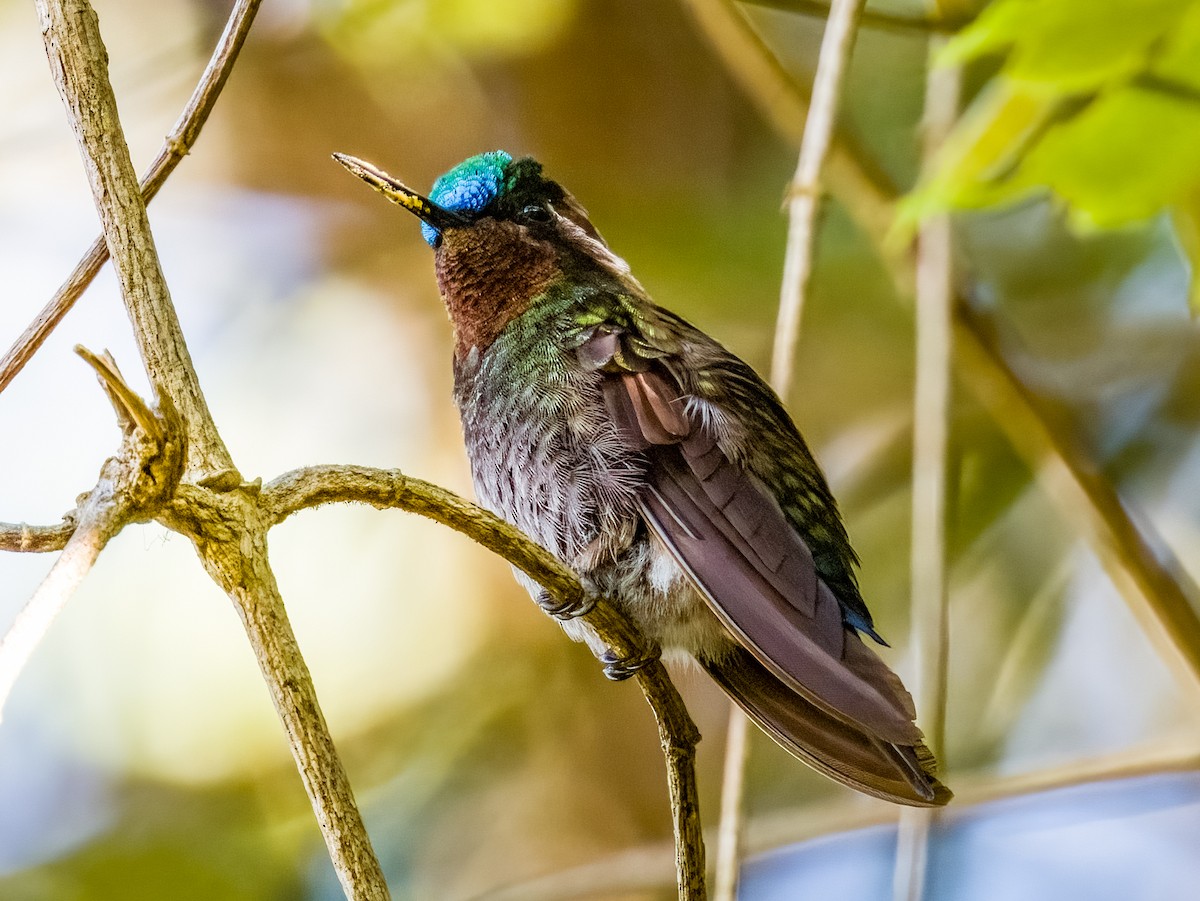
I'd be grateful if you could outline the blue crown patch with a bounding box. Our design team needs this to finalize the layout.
[422,151,513,247]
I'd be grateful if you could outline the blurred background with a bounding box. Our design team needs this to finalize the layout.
[1,0,1199,898]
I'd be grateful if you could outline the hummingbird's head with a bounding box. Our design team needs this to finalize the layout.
[333,150,633,354]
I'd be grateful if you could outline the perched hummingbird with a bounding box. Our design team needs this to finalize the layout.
[334,150,950,807]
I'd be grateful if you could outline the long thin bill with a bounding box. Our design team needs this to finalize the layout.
[331,153,466,230]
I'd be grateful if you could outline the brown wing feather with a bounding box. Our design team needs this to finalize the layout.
[705,648,949,806]
[580,331,941,791]
[639,440,920,744]
[595,347,921,743]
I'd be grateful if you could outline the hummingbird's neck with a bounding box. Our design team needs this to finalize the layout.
[434,220,560,357]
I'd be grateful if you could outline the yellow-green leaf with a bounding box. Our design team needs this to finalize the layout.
[941,0,1192,93]
[895,81,1059,238]
[1012,87,1200,229]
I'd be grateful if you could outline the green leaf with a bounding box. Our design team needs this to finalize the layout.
[910,0,1200,277]
[941,0,1192,93]
[1153,2,1200,88]
[894,80,1059,239]
[936,0,1030,67]
[1012,87,1200,229]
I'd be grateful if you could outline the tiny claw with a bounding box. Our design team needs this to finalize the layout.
[600,645,660,682]
[535,588,597,621]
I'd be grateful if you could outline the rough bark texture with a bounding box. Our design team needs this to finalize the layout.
[166,486,390,900]
[31,2,390,897]
[0,0,262,397]
[35,0,235,478]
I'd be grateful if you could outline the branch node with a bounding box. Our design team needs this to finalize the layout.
[75,344,185,517]
[76,345,161,440]
[165,134,189,160]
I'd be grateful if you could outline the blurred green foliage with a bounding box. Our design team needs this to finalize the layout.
[900,0,1200,309]
[2,0,1200,898]
[321,0,580,67]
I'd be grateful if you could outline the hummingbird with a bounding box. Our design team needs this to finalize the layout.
[334,150,950,807]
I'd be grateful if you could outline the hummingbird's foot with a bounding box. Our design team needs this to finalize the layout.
[600,644,660,681]
[535,588,597,621]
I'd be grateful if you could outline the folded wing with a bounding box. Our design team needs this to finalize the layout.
[580,329,949,806]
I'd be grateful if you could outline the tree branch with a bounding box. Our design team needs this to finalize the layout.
[262,464,707,900]
[0,347,183,723]
[893,39,960,901]
[0,520,75,553]
[32,4,390,897]
[687,0,1200,705]
[0,0,262,401]
[772,0,865,399]
[35,0,241,478]
[164,483,390,899]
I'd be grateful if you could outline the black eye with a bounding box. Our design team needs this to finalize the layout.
[519,203,552,224]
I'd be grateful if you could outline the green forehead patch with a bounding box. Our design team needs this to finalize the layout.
[420,151,513,246]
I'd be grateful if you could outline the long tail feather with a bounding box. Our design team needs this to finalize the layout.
[704,647,951,807]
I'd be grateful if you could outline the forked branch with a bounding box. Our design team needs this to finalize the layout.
[30,2,386,896]
[0,346,183,722]
[0,0,262,399]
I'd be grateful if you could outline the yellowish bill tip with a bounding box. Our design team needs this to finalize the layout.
[331,152,426,213]
[332,153,468,234]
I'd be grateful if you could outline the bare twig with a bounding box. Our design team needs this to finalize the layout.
[771,0,866,400]
[893,43,960,901]
[712,705,750,901]
[266,467,596,610]
[262,463,707,900]
[639,662,707,900]
[0,520,76,553]
[677,0,901,280]
[0,0,262,398]
[35,0,235,478]
[165,483,390,899]
[0,490,120,723]
[693,0,868,894]
[0,347,182,723]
